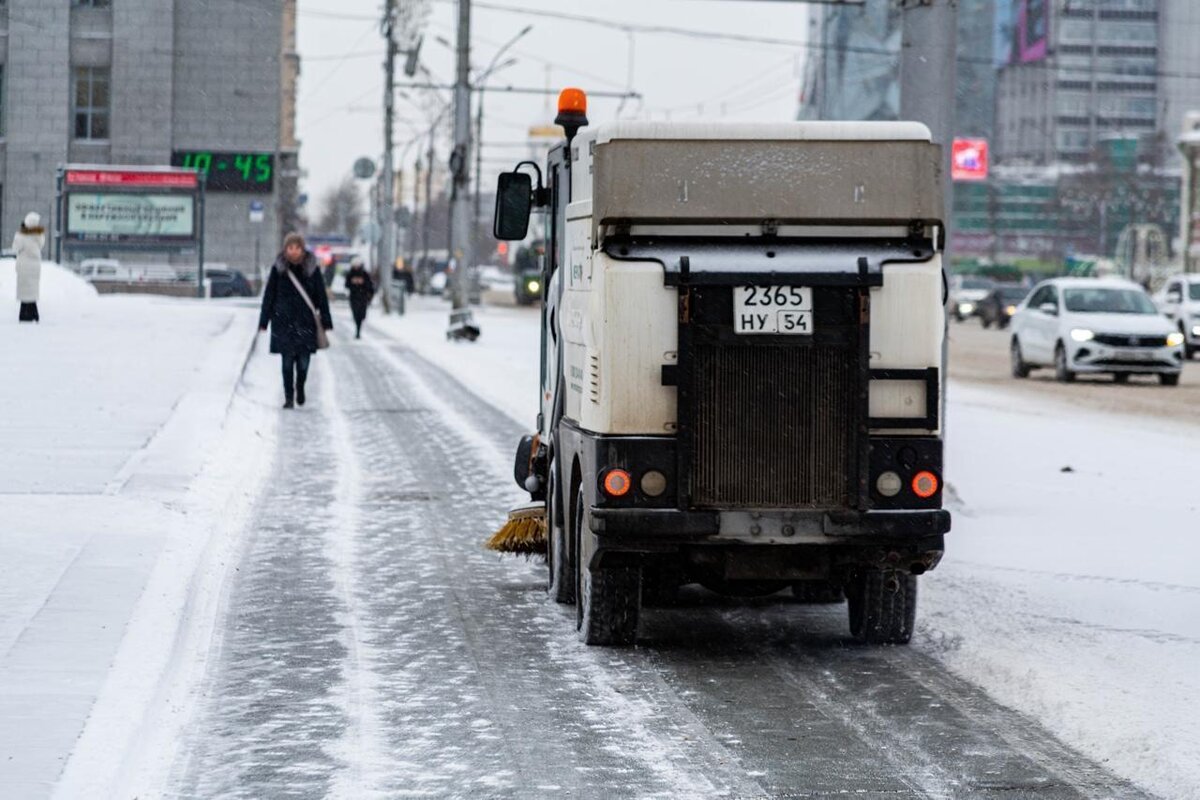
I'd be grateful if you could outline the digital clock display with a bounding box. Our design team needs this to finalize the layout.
[170,151,274,193]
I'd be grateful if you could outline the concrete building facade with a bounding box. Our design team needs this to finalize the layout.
[798,0,997,140]
[995,0,1161,165]
[0,0,299,269]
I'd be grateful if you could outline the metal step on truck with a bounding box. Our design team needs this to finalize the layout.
[493,89,950,646]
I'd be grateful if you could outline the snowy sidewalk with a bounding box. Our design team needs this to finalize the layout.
[0,267,264,798]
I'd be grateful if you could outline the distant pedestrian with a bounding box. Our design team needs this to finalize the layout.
[13,212,45,323]
[346,256,375,339]
[258,233,333,409]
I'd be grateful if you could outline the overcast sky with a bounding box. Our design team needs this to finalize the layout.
[296,0,812,207]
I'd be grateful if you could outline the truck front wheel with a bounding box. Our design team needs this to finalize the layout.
[575,488,641,645]
[846,569,917,645]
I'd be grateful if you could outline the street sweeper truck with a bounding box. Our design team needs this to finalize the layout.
[489,88,951,646]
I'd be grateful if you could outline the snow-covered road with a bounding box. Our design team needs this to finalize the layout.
[157,313,1151,799]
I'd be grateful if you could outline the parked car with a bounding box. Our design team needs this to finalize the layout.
[949,275,994,321]
[206,268,254,298]
[78,259,136,282]
[977,285,1030,329]
[1154,273,1200,359]
[1010,277,1184,385]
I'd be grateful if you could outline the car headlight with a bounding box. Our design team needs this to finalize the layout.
[1070,328,1095,343]
[1167,332,1185,347]
[1005,305,1017,315]
[1192,325,1200,338]
[958,302,975,314]
[526,280,541,293]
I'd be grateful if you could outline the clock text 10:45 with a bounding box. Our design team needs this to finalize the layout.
[170,151,274,193]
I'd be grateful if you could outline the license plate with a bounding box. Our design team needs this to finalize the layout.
[1116,349,1154,361]
[733,286,813,335]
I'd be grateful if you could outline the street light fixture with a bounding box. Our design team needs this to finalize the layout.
[475,25,534,239]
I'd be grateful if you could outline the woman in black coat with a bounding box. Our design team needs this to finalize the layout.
[345,256,375,339]
[258,233,334,408]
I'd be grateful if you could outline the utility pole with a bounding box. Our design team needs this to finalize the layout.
[408,156,420,282]
[423,124,436,288]
[899,0,957,432]
[379,0,398,313]
[448,0,472,310]
[899,0,957,238]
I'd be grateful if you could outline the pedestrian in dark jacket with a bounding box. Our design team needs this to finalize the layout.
[346,256,375,339]
[258,232,333,409]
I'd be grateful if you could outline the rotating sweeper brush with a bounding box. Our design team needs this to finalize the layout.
[485,502,547,555]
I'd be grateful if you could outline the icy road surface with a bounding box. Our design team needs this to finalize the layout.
[167,319,1150,800]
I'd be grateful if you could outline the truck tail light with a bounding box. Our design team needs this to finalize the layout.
[602,469,632,498]
[911,470,940,499]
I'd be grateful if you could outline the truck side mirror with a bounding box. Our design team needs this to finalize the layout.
[1039,302,1058,316]
[494,172,533,241]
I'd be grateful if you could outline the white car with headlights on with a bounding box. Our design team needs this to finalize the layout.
[1010,278,1184,385]
[949,275,994,321]
[1154,273,1200,359]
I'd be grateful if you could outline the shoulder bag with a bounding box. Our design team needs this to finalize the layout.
[285,268,330,350]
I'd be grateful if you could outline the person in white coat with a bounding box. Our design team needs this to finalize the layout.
[14,212,45,323]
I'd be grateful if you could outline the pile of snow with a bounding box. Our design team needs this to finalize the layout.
[0,258,97,317]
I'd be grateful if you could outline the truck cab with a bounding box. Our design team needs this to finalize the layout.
[496,95,950,646]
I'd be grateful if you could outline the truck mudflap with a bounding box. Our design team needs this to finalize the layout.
[589,507,950,539]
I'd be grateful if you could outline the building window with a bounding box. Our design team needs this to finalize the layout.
[73,67,110,140]
[0,66,5,138]
[73,0,112,7]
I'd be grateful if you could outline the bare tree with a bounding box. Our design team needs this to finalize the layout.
[315,175,364,239]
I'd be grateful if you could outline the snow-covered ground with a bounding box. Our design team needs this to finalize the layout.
[0,263,271,798]
[5,278,1197,797]
[375,295,1200,800]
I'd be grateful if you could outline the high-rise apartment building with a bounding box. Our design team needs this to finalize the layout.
[0,0,300,267]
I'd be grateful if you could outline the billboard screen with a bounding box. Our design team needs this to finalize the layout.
[952,139,989,182]
[1013,0,1048,64]
[65,193,197,244]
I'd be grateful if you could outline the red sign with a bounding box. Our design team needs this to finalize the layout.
[65,169,199,189]
[951,139,989,182]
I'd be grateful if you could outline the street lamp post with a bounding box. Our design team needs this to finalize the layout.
[475,25,533,235]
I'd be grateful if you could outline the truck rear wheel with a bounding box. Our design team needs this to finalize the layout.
[575,488,640,645]
[846,570,917,645]
[546,460,574,605]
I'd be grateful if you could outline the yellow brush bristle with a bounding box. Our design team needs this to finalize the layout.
[486,508,548,555]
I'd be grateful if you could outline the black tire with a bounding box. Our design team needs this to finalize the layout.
[980,315,991,329]
[546,460,574,605]
[1113,372,1130,384]
[846,570,917,645]
[792,580,846,604]
[1010,338,1031,378]
[575,488,640,645]
[1160,372,1181,387]
[1187,346,1197,360]
[1054,343,1075,383]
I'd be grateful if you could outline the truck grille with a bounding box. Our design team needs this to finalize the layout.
[688,344,859,509]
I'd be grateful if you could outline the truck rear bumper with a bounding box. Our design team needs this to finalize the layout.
[590,507,950,541]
